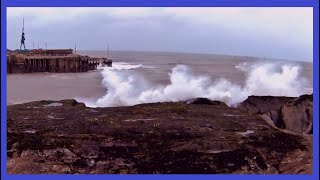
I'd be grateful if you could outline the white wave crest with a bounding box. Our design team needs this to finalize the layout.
[82,62,311,107]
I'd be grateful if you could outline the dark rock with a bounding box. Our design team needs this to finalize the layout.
[43,148,78,164]
[238,94,313,134]
[238,96,295,128]
[60,99,86,107]
[185,97,228,107]
[281,94,313,134]
[7,99,312,174]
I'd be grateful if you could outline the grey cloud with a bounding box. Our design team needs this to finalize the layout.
[7,9,312,62]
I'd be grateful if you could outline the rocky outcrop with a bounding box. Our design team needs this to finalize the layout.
[281,95,313,134]
[185,97,228,107]
[237,96,295,128]
[238,94,313,134]
[7,98,312,174]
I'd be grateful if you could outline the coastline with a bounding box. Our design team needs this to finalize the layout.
[7,95,313,174]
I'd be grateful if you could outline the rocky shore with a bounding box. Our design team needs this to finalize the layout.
[7,95,313,174]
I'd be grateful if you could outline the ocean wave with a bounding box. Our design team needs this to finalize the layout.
[80,62,312,107]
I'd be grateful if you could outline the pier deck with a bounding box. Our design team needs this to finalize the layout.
[7,49,109,73]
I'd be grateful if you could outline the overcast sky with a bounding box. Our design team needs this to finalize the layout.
[7,7,313,61]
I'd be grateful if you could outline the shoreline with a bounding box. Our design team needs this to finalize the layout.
[7,92,314,107]
[7,95,313,174]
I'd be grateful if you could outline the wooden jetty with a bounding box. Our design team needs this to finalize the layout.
[7,49,107,73]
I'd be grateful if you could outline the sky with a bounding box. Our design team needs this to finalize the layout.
[7,7,313,62]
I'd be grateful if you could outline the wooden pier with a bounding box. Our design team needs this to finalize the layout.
[7,49,106,73]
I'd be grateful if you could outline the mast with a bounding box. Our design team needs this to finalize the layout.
[22,18,24,35]
[45,42,47,55]
[107,44,109,59]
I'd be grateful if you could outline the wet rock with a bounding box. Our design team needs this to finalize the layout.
[278,149,312,174]
[7,98,312,174]
[238,95,295,128]
[20,150,42,157]
[43,148,78,164]
[238,94,313,134]
[281,95,313,134]
[60,99,86,107]
[7,156,72,174]
[185,97,228,107]
[44,103,63,107]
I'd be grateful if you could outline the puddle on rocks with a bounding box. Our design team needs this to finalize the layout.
[47,115,64,120]
[223,114,245,117]
[123,118,157,122]
[24,130,36,134]
[43,103,63,107]
[236,130,255,136]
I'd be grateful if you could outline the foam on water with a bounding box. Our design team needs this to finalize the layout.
[80,61,312,107]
